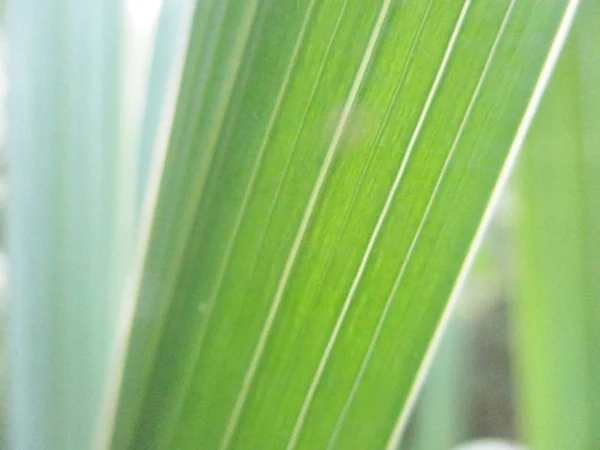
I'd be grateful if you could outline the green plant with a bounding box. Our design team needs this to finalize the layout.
[513,1,600,448]
[7,0,580,449]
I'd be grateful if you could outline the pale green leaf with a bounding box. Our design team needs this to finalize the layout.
[513,1,600,448]
[7,1,127,449]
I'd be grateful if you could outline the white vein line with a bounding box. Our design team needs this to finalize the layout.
[218,1,393,448]
[285,1,472,448]
[385,1,581,448]
[196,0,349,398]
[304,0,435,314]
[327,1,516,446]
[225,0,351,306]
[153,2,320,447]
[206,0,318,328]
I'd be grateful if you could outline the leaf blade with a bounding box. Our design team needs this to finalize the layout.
[104,1,578,448]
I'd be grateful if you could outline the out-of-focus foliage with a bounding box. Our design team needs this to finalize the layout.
[407,199,519,450]
[7,1,127,449]
[513,1,600,449]
[135,0,194,215]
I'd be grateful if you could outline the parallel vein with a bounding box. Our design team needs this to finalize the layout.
[156,2,320,446]
[285,0,473,446]
[296,0,435,340]
[327,0,516,445]
[218,0,393,447]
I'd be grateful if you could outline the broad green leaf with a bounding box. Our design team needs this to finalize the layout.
[7,1,128,448]
[513,1,600,448]
[100,0,579,449]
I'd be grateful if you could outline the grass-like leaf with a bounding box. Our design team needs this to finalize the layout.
[513,1,600,448]
[98,1,580,448]
[99,1,580,448]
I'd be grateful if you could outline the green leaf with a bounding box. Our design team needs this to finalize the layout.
[99,0,579,449]
[7,1,126,449]
[512,1,600,448]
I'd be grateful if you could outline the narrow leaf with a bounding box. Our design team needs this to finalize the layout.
[512,1,600,448]
[101,1,579,448]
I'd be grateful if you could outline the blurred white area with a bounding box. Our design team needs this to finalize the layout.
[0,39,7,150]
[453,439,526,450]
[0,32,7,313]
[0,29,8,449]
[0,255,8,310]
[127,0,163,31]
[122,0,165,202]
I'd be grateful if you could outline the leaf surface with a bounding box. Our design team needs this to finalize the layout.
[102,1,578,448]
